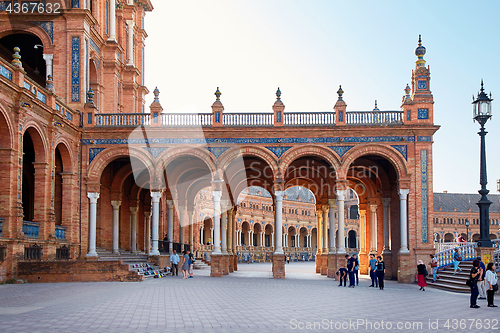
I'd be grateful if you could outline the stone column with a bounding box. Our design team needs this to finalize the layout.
[359,209,367,254]
[108,0,116,41]
[42,54,53,81]
[328,199,336,253]
[336,190,346,254]
[271,232,274,247]
[167,200,174,253]
[382,198,391,253]
[316,208,323,254]
[111,200,121,254]
[211,228,214,245]
[86,192,100,257]
[150,191,161,256]
[126,20,134,66]
[188,210,194,250]
[398,189,410,253]
[179,206,186,252]
[212,191,222,254]
[144,211,151,254]
[274,191,284,254]
[322,205,329,253]
[369,204,377,254]
[130,206,138,253]
[200,226,204,245]
[221,202,227,253]
[227,208,233,254]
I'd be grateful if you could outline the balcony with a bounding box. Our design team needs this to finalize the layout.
[22,221,40,238]
[55,225,67,240]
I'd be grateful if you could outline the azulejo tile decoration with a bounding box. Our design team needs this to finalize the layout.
[72,0,80,8]
[417,136,431,142]
[390,145,407,161]
[205,147,230,158]
[417,108,429,120]
[421,149,428,243]
[266,146,291,158]
[71,37,80,102]
[142,147,168,159]
[30,21,54,43]
[0,64,12,81]
[89,148,106,164]
[329,146,353,158]
[89,38,101,55]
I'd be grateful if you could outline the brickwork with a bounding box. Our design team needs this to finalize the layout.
[272,254,285,279]
[210,254,224,277]
[326,253,337,278]
[320,253,328,275]
[17,260,144,283]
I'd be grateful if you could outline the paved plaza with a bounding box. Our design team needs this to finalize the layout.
[0,262,498,333]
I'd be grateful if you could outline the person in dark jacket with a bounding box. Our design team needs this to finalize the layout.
[417,260,428,291]
[369,254,378,287]
[336,264,348,287]
[470,259,483,308]
[376,255,385,290]
[346,255,356,288]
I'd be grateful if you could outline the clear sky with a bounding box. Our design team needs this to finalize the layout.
[144,0,500,195]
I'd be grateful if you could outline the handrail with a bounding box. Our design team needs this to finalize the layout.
[23,221,40,238]
[95,113,150,127]
[55,225,67,240]
[284,112,335,126]
[436,241,475,253]
[346,111,403,125]
[223,112,273,126]
[162,113,212,126]
[435,243,477,269]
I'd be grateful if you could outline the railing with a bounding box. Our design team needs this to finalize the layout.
[436,241,474,253]
[23,221,40,238]
[435,242,477,269]
[95,113,150,127]
[493,239,499,250]
[56,245,70,260]
[24,243,42,260]
[157,241,191,254]
[0,217,3,237]
[162,113,212,126]
[223,113,273,126]
[346,111,403,125]
[284,112,335,126]
[55,225,67,240]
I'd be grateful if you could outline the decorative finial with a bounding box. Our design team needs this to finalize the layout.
[276,87,281,101]
[215,87,221,101]
[12,47,22,68]
[480,79,484,92]
[153,86,160,102]
[404,83,411,97]
[337,85,344,101]
[415,35,426,67]
[373,100,380,111]
[87,87,95,103]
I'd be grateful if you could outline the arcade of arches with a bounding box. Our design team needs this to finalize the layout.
[0,1,459,283]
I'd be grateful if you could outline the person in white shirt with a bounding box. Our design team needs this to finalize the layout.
[170,250,180,276]
[485,262,498,307]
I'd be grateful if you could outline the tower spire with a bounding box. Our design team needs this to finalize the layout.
[415,34,426,67]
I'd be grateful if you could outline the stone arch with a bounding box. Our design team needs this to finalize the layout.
[0,102,13,149]
[155,146,216,183]
[54,138,75,173]
[87,146,155,184]
[217,146,279,177]
[22,121,48,163]
[279,145,341,178]
[339,144,409,180]
[0,22,54,48]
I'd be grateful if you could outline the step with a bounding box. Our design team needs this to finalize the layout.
[426,280,470,293]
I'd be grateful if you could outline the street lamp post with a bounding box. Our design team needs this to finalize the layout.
[465,218,470,243]
[472,80,493,248]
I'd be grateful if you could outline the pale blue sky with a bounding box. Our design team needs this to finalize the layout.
[144,0,500,194]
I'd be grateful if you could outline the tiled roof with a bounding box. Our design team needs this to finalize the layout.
[433,192,500,213]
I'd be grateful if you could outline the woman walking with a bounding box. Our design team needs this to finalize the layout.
[181,250,190,279]
[469,259,482,308]
[429,254,438,282]
[485,263,498,307]
[376,255,385,290]
[453,247,462,275]
[417,260,428,291]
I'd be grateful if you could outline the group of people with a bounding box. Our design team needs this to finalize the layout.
[169,249,195,279]
[336,253,386,290]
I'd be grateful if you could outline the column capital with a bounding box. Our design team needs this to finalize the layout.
[150,191,162,203]
[126,19,135,28]
[42,53,53,62]
[274,190,285,201]
[328,198,337,207]
[382,198,391,206]
[111,200,121,209]
[129,206,138,213]
[322,204,329,213]
[87,192,100,203]
[167,199,174,208]
[369,204,377,213]
[212,190,222,202]
[336,189,346,201]
[144,211,151,217]
[398,188,410,199]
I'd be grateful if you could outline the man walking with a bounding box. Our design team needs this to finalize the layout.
[170,249,180,276]
[477,256,487,300]
[369,254,378,287]
[346,254,356,288]
[188,250,195,279]
[376,255,385,290]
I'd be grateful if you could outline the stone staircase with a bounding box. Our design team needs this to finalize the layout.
[426,261,473,293]
[96,248,168,279]
[194,260,209,270]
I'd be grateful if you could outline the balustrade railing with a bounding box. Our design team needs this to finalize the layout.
[284,112,335,126]
[223,113,273,126]
[55,225,67,240]
[346,111,403,125]
[95,113,150,127]
[23,221,40,238]
[435,242,477,269]
[493,239,499,250]
[436,242,474,253]
[162,113,212,126]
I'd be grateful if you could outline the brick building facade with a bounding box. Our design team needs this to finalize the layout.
[0,1,440,282]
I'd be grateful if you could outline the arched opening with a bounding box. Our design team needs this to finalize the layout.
[0,33,46,86]
[0,111,12,217]
[264,224,273,247]
[89,59,99,108]
[348,230,357,249]
[444,233,454,242]
[311,228,317,249]
[472,234,480,242]
[288,226,297,247]
[54,147,63,225]
[22,132,35,222]
[241,221,250,246]
[253,223,261,246]
[299,227,308,247]
[202,218,212,245]
[490,234,498,240]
